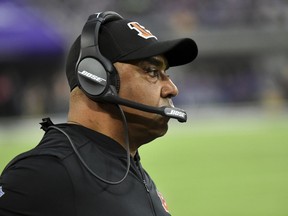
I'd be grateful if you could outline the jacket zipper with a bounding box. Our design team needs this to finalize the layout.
[135,158,157,216]
[143,179,150,192]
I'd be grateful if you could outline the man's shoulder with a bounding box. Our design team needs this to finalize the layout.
[1,124,78,173]
[0,153,75,215]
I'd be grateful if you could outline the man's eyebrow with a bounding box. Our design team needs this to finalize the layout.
[144,57,169,70]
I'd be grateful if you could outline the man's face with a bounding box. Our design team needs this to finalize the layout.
[114,55,179,144]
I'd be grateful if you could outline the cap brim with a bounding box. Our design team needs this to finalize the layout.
[117,38,198,67]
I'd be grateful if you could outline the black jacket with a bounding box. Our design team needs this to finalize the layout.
[0,119,171,216]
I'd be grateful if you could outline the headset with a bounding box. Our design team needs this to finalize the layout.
[75,11,188,123]
[76,11,121,100]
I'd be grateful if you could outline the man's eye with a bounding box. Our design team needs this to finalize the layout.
[144,67,160,78]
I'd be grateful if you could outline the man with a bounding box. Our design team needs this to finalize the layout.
[0,11,197,215]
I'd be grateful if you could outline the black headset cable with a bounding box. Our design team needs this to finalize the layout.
[49,104,131,185]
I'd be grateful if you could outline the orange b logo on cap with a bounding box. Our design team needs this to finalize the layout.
[127,22,157,40]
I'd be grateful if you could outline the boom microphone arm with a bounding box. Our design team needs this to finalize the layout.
[103,94,187,123]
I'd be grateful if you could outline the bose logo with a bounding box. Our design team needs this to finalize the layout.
[166,109,186,118]
[78,70,106,85]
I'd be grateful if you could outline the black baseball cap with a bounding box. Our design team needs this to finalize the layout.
[66,16,198,91]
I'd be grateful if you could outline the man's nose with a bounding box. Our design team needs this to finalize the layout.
[161,78,179,98]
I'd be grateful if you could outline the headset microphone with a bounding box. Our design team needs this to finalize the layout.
[77,68,187,122]
[77,64,187,122]
[102,93,187,123]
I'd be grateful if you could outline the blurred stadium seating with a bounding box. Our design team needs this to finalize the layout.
[1,0,288,117]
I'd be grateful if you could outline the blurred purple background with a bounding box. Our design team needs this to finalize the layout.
[1,0,288,117]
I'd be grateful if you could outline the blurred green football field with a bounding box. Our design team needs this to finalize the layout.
[1,114,288,216]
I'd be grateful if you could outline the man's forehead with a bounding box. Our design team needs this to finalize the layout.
[140,55,169,69]
[118,55,169,70]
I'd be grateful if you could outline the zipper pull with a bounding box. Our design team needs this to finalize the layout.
[143,180,150,193]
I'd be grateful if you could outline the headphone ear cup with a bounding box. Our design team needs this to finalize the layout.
[76,11,124,101]
[77,57,108,98]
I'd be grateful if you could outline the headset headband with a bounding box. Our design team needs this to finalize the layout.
[80,12,123,58]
